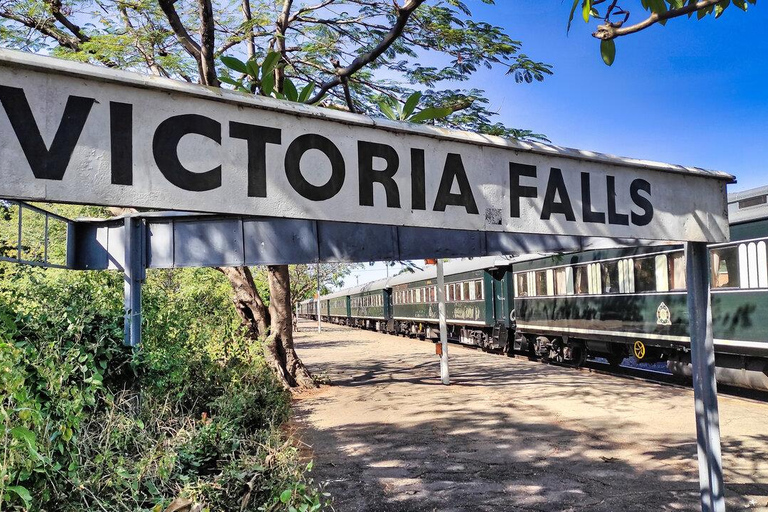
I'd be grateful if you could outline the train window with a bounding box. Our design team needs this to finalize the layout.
[468,282,476,300]
[554,267,573,295]
[574,266,588,294]
[655,255,669,292]
[618,259,635,293]
[668,252,686,290]
[634,257,657,292]
[535,271,547,296]
[710,246,739,288]
[545,269,555,296]
[432,286,437,302]
[587,263,601,295]
[462,282,470,301]
[601,261,619,294]
[735,242,768,289]
[515,273,529,297]
[475,280,484,300]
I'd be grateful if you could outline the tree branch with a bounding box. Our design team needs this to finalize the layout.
[241,0,255,58]
[45,0,89,42]
[274,0,293,91]
[306,0,425,104]
[593,0,722,40]
[0,9,81,50]
[198,0,219,86]
[157,0,201,59]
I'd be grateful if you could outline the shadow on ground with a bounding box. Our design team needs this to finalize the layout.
[294,323,768,512]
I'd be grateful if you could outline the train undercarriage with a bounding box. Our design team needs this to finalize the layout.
[516,332,768,391]
[302,314,768,391]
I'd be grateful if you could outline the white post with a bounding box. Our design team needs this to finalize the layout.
[316,263,322,333]
[436,259,449,385]
[686,241,726,512]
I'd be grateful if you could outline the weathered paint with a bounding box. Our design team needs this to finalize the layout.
[0,49,732,242]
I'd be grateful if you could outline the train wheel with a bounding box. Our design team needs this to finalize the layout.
[606,354,624,368]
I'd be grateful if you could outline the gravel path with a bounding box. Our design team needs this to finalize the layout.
[292,321,768,512]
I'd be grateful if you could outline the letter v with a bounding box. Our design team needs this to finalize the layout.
[0,85,94,180]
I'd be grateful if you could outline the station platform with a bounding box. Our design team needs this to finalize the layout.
[293,321,768,511]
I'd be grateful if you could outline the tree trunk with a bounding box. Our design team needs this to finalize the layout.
[264,264,315,389]
[218,266,270,337]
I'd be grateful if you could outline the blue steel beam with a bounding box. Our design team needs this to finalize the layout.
[70,212,663,270]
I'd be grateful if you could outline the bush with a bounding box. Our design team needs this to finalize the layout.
[0,263,326,511]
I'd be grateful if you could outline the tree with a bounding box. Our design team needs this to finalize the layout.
[0,0,551,389]
[568,0,757,65]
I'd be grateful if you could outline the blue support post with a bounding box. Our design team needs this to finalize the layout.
[124,217,144,347]
[685,241,726,512]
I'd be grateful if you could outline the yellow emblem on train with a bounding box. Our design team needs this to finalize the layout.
[633,340,646,360]
[656,302,671,326]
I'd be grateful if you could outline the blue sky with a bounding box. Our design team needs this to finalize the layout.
[472,0,767,192]
[345,2,767,286]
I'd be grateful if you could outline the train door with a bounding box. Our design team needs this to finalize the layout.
[490,270,509,329]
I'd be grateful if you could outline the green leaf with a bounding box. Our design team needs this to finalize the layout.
[567,0,580,32]
[280,489,292,503]
[261,72,275,96]
[714,0,730,17]
[262,52,281,77]
[283,78,298,102]
[377,101,397,120]
[218,76,242,87]
[246,58,260,80]
[402,91,422,120]
[582,0,592,23]
[600,39,616,66]
[11,426,36,452]
[220,56,248,74]
[409,106,454,123]
[733,0,747,10]
[298,82,315,103]
[6,485,32,508]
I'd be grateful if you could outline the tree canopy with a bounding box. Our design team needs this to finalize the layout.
[0,0,552,139]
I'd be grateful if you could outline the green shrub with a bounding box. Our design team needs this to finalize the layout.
[0,263,326,511]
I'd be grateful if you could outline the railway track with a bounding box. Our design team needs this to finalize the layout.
[446,338,768,403]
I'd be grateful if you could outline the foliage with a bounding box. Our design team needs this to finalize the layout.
[569,0,757,64]
[0,256,326,511]
[0,0,551,141]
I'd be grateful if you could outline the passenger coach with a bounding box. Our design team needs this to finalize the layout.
[300,186,768,391]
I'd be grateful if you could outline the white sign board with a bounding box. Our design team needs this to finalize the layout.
[0,50,732,242]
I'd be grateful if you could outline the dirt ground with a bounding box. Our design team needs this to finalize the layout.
[292,321,768,512]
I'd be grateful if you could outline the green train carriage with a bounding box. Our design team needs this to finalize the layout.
[347,278,391,331]
[511,186,768,389]
[388,257,514,350]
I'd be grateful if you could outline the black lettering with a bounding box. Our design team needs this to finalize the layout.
[541,168,575,221]
[581,172,605,223]
[607,175,629,225]
[153,114,222,191]
[358,141,400,208]
[285,134,345,201]
[0,85,94,180]
[433,154,478,214]
[230,122,281,198]
[630,178,653,226]
[110,102,133,185]
[509,162,537,217]
[411,148,426,211]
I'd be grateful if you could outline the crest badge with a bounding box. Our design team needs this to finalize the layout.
[656,302,671,326]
